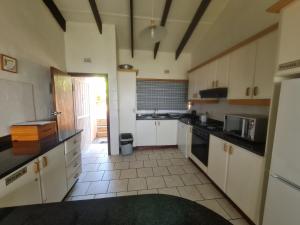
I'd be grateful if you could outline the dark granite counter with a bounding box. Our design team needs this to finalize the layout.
[0,130,83,180]
[136,113,186,120]
[211,132,265,156]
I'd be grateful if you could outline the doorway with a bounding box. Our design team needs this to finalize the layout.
[71,73,110,155]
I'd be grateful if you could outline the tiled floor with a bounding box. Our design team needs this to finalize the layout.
[66,143,250,225]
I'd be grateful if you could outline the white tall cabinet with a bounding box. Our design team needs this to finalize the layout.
[118,70,137,146]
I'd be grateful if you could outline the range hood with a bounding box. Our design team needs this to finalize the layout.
[199,88,228,98]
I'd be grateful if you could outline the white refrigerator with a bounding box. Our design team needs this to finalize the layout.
[263,78,300,225]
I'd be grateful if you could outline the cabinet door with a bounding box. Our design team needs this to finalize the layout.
[215,55,230,88]
[203,62,217,89]
[118,71,137,145]
[156,120,178,146]
[39,143,68,203]
[207,135,229,191]
[136,120,156,146]
[228,42,257,99]
[188,73,196,99]
[253,31,277,99]
[226,145,264,224]
[0,160,42,208]
[185,124,192,158]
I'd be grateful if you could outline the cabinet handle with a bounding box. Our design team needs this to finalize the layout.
[229,146,233,155]
[253,86,258,96]
[33,161,40,174]
[212,81,215,88]
[73,151,78,157]
[74,173,79,179]
[42,157,48,168]
[158,121,160,126]
[223,143,227,152]
[246,87,251,96]
[215,80,219,88]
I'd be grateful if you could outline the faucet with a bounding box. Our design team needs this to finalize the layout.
[153,108,158,117]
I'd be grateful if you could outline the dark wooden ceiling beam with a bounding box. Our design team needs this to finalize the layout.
[89,0,102,34]
[130,0,134,58]
[43,0,66,32]
[175,0,211,60]
[154,0,173,59]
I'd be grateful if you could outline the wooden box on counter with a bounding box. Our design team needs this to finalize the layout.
[11,121,57,141]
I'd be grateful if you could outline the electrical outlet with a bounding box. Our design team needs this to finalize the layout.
[83,58,92,63]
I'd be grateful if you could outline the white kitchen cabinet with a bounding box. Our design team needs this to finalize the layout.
[118,71,137,146]
[207,135,229,192]
[188,73,198,100]
[157,120,178,146]
[277,0,300,75]
[253,31,277,99]
[226,144,264,224]
[0,160,42,208]
[228,42,257,99]
[202,62,217,89]
[39,143,68,203]
[215,55,230,88]
[177,121,192,158]
[208,135,264,224]
[136,120,157,146]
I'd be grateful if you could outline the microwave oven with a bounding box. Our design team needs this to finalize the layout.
[224,114,268,143]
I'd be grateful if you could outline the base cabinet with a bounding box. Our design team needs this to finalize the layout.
[208,135,264,224]
[39,143,68,203]
[177,121,192,158]
[136,120,178,146]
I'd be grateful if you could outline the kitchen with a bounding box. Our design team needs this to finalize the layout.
[0,0,300,225]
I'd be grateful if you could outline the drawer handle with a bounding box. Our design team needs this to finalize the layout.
[223,143,227,152]
[229,146,233,155]
[42,157,48,168]
[246,87,251,96]
[74,173,79,179]
[215,80,219,88]
[253,86,258,96]
[33,161,40,174]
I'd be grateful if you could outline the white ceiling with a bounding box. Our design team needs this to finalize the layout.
[54,0,229,53]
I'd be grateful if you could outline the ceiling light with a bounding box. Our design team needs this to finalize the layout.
[140,20,167,43]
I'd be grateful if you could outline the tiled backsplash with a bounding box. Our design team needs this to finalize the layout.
[137,80,188,110]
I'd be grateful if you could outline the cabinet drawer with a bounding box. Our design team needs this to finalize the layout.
[67,167,81,190]
[66,155,81,178]
[65,134,81,154]
[65,146,81,166]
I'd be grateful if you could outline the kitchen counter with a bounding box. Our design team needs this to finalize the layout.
[136,113,187,120]
[0,130,83,180]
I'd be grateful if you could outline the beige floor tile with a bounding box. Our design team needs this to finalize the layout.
[147,176,166,189]
[95,193,116,199]
[136,154,149,161]
[78,172,87,182]
[108,179,128,193]
[197,199,230,220]
[98,163,115,171]
[182,164,200,173]
[196,184,223,199]
[128,178,147,191]
[177,186,203,201]
[167,166,185,175]
[82,157,102,164]
[71,195,95,201]
[153,167,170,176]
[114,161,129,170]
[102,170,120,181]
[164,175,184,187]
[195,172,211,184]
[229,219,250,225]
[170,158,186,166]
[160,152,174,159]
[180,174,202,185]
[217,198,242,220]
[129,161,144,169]
[158,187,180,197]
[117,191,138,196]
[143,159,158,167]
[137,167,153,177]
[148,152,161,160]
[138,189,158,195]
[107,155,123,162]
[122,155,136,162]
[82,164,98,172]
[157,159,172,167]
[69,182,90,196]
[172,152,185,159]
[86,181,109,195]
[120,169,137,179]
[80,171,104,182]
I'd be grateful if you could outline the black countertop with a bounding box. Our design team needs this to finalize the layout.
[0,130,83,180]
[136,113,187,120]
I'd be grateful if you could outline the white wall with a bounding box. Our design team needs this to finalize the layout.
[64,22,119,155]
[119,49,191,80]
[0,0,66,135]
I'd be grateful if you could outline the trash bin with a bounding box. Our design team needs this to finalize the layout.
[120,133,133,155]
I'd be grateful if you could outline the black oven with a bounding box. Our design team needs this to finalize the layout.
[191,127,210,166]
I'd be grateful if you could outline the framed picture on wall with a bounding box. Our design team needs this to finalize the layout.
[1,54,17,73]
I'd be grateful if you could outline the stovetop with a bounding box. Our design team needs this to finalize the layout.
[193,120,224,132]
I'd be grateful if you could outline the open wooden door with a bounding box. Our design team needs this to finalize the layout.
[50,67,75,135]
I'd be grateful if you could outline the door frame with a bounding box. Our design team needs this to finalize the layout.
[69,73,111,155]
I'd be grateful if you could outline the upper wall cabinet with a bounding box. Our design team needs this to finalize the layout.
[253,31,278,99]
[228,42,257,99]
[215,55,230,88]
